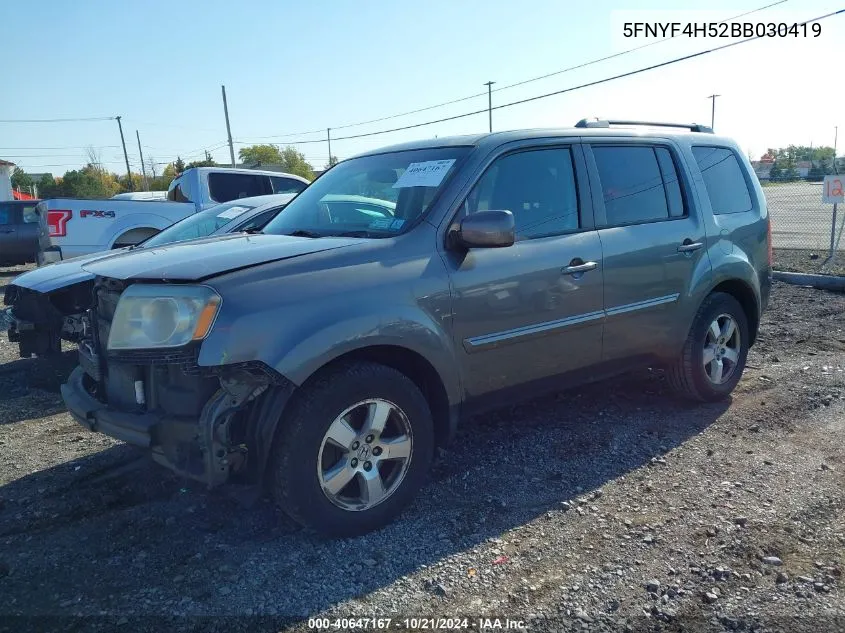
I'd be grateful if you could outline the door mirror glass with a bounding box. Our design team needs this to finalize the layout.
[455,210,515,248]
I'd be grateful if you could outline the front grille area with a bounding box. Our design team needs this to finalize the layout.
[108,345,201,374]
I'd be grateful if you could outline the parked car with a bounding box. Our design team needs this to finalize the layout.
[0,199,41,265]
[4,193,295,357]
[36,167,309,264]
[60,120,771,537]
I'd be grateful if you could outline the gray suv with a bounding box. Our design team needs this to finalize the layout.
[60,119,771,537]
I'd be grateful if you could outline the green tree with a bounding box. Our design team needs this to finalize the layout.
[186,150,218,169]
[238,144,284,166]
[768,163,783,181]
[11,167,33,191]
[174,156,186,174]
[278,146,314,180]
[37,174,58,198]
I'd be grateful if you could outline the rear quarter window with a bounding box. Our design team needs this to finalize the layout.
[691,146,753,215]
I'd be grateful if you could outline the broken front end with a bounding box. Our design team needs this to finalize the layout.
[60,277,293,487]
[4,282,91,357]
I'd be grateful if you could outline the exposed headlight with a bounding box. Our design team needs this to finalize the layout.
[107,285,221,350]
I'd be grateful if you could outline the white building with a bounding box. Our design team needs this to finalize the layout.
[0,159,14,201]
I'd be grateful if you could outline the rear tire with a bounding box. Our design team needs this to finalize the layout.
[667,292,749,402]
[269,361,434,538]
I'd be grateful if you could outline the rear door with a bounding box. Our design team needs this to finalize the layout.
[583,140,710,363]
[0,202,21,262]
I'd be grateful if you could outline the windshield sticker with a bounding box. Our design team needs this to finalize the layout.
[217,206,250,220]
[390,218,405,230]
[369,217,393,230]
[392,159,456,189]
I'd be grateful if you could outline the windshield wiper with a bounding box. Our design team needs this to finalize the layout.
[331,230,380,238]
[285,229,324,238]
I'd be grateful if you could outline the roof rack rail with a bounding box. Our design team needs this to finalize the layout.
[574,118,714,134]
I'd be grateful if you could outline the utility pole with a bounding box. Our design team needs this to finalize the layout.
[835,126,839,174]
[706,94,720,131]
[484,81,496,133]
[327,128,332,166]
[115,116,133,191]
[136,130,149,191]
[221,85,236,167]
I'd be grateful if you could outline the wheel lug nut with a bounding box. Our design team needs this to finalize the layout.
[372,446,383,457]
[363,461,372,471]
[365,434,374,444]
[351,458,358,468]
[351,441,360,450]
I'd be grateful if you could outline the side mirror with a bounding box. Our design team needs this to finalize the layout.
[451,210,515,249]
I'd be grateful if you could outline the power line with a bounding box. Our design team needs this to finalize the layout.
[0,145,122,150]
[0,116,114,123]
[252,7,840,147]
[237,0,790,141]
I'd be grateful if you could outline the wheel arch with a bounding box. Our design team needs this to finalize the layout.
[111,226,160,248]
[297,344,455,449]
[707,278,760,345]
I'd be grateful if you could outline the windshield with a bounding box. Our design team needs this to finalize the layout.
[142,201,259,247]
[262,147,469,237]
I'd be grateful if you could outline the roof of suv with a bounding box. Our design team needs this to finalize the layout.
[354,124,738,159]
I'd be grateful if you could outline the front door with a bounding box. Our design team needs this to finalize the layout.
[445,144,604,403]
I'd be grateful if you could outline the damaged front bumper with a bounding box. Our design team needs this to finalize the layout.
[62,353,295,488]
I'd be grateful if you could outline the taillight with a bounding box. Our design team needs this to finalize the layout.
[47,210,72,237]
[767,216,772,267]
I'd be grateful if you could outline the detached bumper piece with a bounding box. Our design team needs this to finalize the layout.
[61,366,156,448]
[62,365,216,484]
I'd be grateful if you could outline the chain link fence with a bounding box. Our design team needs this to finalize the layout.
[765,178,844,275]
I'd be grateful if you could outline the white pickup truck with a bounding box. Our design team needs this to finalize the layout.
[36,166,309,263]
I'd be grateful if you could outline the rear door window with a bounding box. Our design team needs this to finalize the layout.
[208,173,271,202]
[270,176,307,194]
[167,176,192,202]
[691,146,753,215]
[592,146,670,225]
[0,204,15,225]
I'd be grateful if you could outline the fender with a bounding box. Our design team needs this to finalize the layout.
[198,303,463,409]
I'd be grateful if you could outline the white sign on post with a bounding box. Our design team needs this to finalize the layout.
[823,175,844,204]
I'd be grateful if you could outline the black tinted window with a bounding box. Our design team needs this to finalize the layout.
[270,176,306,194]
[593,146,668,225]
[465,148,579,239]
[208,173,270,202]
[0,204,14,225]
[167,178,191,202]
[692,146,753,215]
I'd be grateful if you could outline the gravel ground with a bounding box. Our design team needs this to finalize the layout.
[1,265,844,633]
[772,249,845,276]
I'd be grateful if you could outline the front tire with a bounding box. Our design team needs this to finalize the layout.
[270,361,434,537]
[668,292,749,402]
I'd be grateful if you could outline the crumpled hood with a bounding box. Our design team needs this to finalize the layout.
[10,247,131,293]
[81,233,360,281]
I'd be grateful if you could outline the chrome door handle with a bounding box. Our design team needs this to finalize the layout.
[562,261,597,275]
[678,241,703,253]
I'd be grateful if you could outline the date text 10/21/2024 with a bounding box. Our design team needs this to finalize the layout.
[307,618,527,630]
